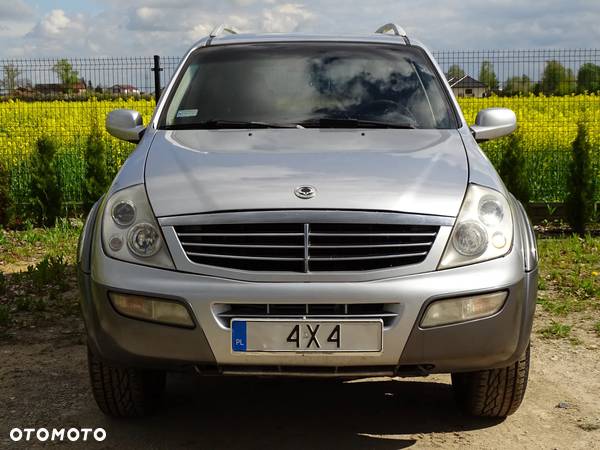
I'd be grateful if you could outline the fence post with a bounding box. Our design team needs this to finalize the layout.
[151,55,163,102]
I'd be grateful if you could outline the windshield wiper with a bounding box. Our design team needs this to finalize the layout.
[161,120,297,130]
[298,118,417,129]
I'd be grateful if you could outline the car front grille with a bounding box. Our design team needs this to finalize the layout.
[174,222,439,272]
[213,303,400,328]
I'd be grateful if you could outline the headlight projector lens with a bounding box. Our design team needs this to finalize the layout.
[479,197,504,226]
[452,221,488,256]
[128,223,161,257]
[112,201,136,226]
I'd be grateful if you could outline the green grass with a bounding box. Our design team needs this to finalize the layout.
[536,235,600,315]
[536,234,600,341]
[0,223,80,329]
[539,321,572,339]
[0,218,82,265]
[26,255,69,291]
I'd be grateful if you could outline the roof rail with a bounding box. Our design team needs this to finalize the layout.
[375,23,410,45]
[209,24,238,38]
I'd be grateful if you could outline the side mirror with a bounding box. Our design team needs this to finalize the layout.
[470,108,516,142]
[106,109,145,143]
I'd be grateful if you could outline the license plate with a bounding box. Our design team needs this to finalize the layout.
[231,319,383,353]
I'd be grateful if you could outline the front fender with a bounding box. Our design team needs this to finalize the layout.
[77,198,103,275]
[510,195,538,272]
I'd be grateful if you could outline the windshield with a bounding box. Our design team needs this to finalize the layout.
[160,43,457,129]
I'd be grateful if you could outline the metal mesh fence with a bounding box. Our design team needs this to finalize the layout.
[0,56,180,207]
[0,50,599,206]
[434,49,600,203]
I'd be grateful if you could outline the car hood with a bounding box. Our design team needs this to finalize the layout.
[145,129,468,218]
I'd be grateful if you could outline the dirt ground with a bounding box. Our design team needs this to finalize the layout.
[0,308,598,450]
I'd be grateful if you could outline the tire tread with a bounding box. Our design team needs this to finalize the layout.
[452,345,530,418]
[87,348,165,418]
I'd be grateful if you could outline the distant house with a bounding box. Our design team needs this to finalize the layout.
[111,84,140,95]
[35,79,87,95]
[446,75,488,98]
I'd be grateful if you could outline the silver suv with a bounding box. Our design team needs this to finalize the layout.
[78,24,538,418]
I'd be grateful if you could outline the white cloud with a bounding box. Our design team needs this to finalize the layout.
[261,3,314,32]
[32,10,74,36]
[0,0,598,57]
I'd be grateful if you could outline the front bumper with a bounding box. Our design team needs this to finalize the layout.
[80,238,537,375]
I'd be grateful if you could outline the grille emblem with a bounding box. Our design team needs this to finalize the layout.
[294,185,316,199]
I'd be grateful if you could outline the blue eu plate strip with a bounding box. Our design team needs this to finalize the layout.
[231,321,247,352]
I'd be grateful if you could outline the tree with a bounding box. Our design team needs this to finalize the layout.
[52,59,79,90]
[447,65,465,81]
[0,162,12,227]
[498,132,530,207]
[504,75,532,96]
[577,63,600,93]
[29,136,63,226]
[540,60,576,95]
[565,122,597,236]
[1,64,21,93]
[479,60,499,90]
[83,119,110,213]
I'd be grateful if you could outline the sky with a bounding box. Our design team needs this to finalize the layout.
[0,0,598,58]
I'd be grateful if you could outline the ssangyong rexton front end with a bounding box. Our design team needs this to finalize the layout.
[78,24,538,418]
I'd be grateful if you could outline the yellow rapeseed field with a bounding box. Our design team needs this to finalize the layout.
[0,94,598,203]
[459,93,600,153]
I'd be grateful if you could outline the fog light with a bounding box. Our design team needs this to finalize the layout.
[109,293,194,328]
[420,291,507,328]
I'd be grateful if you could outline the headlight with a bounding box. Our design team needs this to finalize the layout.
[439,184,513,269]
[452,221,488,256]
[128,223,161,257]
[102,184,174,269]
[111,201,136,226]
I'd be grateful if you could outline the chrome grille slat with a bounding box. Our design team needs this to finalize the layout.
[214,303,401,328]
[186,252,304,261]
[181,242,304,249]
[309,232,437,237]
[178,232,305,237]
[175,220,439,272]
[216,313,399,319]
[310,252,428,261]
[310,242,433,249]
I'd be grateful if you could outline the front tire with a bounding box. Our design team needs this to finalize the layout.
[87,348,166,418]
[451,344,530,418]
